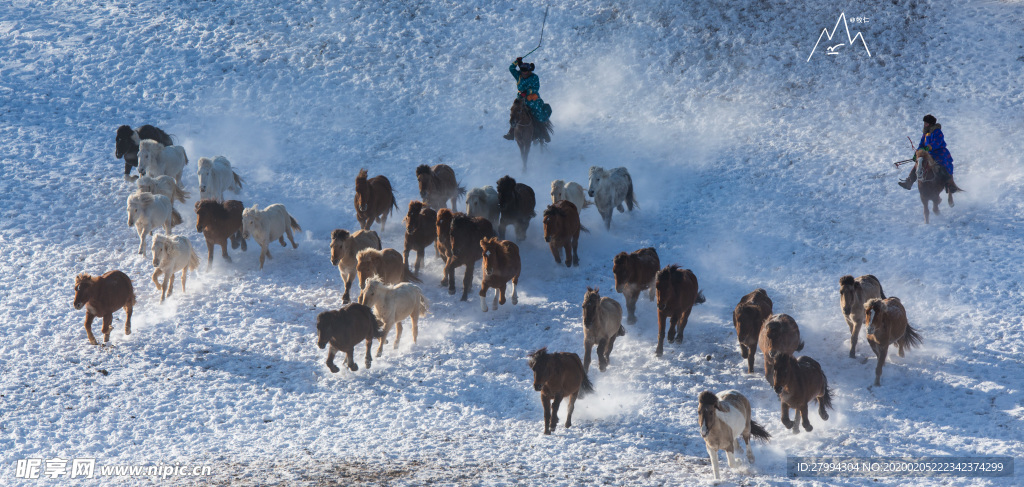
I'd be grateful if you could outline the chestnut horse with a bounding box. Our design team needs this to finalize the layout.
[73,271,135,345]
[770,353,833,433]
[445,214,496,301]
[864,297,923,386]
[416,164,465,211]
[195,199,248,269]
[495,175,536,241]
[839,274,885,358]
[654,265,706,357]
[613,247,660,325]
[403,201,437,275]
[354,169,397,232]
[330,228,382,304]
[528,348,593,435]
[542,200,587,267]
[435,208,455,267]
[733,289,773,374]
[479,237,521,312]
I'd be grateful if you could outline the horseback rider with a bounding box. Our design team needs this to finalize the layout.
[899,114,958,191]
[503,57,552,143]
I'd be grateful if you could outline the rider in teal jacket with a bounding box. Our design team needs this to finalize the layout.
[503,58,551,142]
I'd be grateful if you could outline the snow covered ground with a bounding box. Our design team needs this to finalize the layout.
[1,0,1022,485]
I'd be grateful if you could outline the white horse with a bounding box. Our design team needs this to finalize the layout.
[586,166,638,229]
[127,192,180,255]
[551,179,590,212]
[151,234,199,303]
[359,277,429,357]
[465,186,500,227]
[241,204,302,270]
[136,174,189,205]
[138,139,188,186]
[697,390,771,481]
[197,156,244,202]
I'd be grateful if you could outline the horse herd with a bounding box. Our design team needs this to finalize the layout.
[71,123,927,481]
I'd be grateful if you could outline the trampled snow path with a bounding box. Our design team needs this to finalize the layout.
[1,0,1022,485]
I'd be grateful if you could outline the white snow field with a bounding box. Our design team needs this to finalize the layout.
[1,0,1022,485]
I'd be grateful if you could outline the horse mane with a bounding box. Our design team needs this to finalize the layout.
[656,264,682,284]
[527,347,548,368]
[496,175,516,194]
[542,204,565,219]
[839,275,855,287]
[139,139,162,151]
[416,164,432,177]
[195,199,230,219]
[331,229,351,241]
[131,191,156,205]
[480,236,500,250]
[698,390,718,406]
[116,125,133,138]
[864,297,885,314]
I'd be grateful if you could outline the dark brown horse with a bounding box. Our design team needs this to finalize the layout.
[479,237,521,312]
[542,200,587,267]
[758,314,804,385]
[511,99,552,171]
[528,347,594,435]
[195,199,247,269]
[416,164,466,211]
[354,169,398,232]
[315,303,386,372]
[403,201,437,275]
[73,271,135,345]
[495,175,536,241]
[734,289,773,374]
[915,150,961,224]
[654,265,706,357]
[770,353,833,433]
[613,247,661,325]
[435,208,455,270]
[445,214,496,301]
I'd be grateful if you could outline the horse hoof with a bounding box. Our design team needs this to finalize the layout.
[328,366,340,373]
[448,288,456,296]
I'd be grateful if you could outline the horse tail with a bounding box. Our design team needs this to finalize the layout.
[577,371,596,399]
[456,182,467,198]
[898,323,923,350]
[174,184,190,204]
[695,290,706,305]
[418,293,430,317]
[404,266,422,284]
[625,173,639,211]
[370,314,387,339]
[289,216,302,232]
[187,245,201,272]
[170,209,183,227]
[232,172,244,192]
[748,419,772,443]
[582,199,593,209]
[579,223,590,234]
[796,340,805,352]
[617,324,626,336]
[819,380,834,412]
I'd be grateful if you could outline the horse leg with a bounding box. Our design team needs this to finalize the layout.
[165,272,175,298]
[206,241,215,269]
[565,393,577,429]
[746,345,756,374]
[874,343,888,386]
[550,394,563,433]
[497,284,506,306]
[744,430,755,463]
[414,249,424,275]
[259,246,267,270]
[102,314,114,343]
[181,268,188,294]
[497,218,507,240]
[510,275,519,305]
[220,241,232,263]
[667,312,679,343]
[325,344,340,373]
[656,311,667,357]
[800,405,813,432]
[444,259,456,295]
[780,402,794,430]
[411,311,418,343]
[137,227,146,255]
[542,394,552,434]
[596,338,608,372]
[124,302,133,336]
[479,283,490,312]
[364,338,373,369]
[583,339,594,372]
[346,346,358,371]
[152,269,163,293]
[549,241,562,264]
[626,290,638,325]
[848,316,861,358]
[571,235,580,267]
[376,320,392,358]
[159,271,169,303]
[84,313,98,345]
[675,309,692,343]
[725,446,737,468]
[606,336,617,368]
[601,208,612,230]
[707,444,722,480]
[343,275,353,304]
[562,242,573,268]
[460,262,474,301]
[393,320,402,350]
[278,235,286,247]
[922,199,930,224]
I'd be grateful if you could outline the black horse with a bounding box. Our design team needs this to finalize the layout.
[495,175,536,242]
[115,124,174,179]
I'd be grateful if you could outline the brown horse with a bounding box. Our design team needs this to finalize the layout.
[403,201,437,275]
[864,297,923,386]
[542,200,587,267]
[73,271,135,345]
[435,208,455,267]
[733,289,773,374]
[479,237,521,312]
[915,150,961,224]
[654,265,706,357]
[613,247,660,325]
[416,164,466,211]
[445,214,496,301]
[195,199,248,269]
[511,99,552,171]
[496,175,536,241]
[581,287,625,372]
[316,303,386,372]
[354,169,398,232]
[330,228,382,304]
[758,314,804,385]
[356,248,420,293]
[770,353,833,433]
[528,348,594,435]
[839,274,885,358]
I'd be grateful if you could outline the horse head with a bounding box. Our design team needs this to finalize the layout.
[582,287,601,327]
[72,274,96,310]
[329,229,351,266]
[115,125,136,159]
[586,166,604,198]
[527,347,549,391]
[838,275,859,315]
[612,253,632,293]
[655,265,683,311]
[415,165,433,200]
[496,176,517,212]
[541,204,562,242]
[241,205,260,240]
[697,391,723,438]
[354,169,371,212]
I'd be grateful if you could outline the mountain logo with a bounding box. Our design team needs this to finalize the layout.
[808,13,871,61]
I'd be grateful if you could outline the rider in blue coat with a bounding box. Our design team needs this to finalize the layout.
[503,57,551,142]
[900,114,956,190]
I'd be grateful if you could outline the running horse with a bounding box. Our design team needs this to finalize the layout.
[512,99,552,172]
[915,149,960,224]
